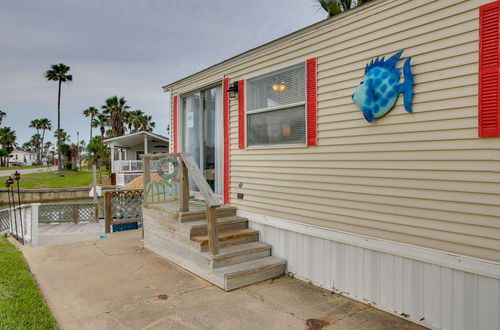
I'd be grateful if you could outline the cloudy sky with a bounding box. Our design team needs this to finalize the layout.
[0,0,325,146]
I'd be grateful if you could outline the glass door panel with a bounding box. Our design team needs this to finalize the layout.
[181,86,223,195]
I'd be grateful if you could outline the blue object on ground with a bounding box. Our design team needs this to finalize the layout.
[99,233,106,238]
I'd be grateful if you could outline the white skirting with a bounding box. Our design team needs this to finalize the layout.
[239,210,500,330]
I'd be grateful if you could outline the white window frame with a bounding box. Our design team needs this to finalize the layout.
[245,62,308,149]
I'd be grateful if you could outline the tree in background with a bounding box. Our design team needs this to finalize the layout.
[92,114,108,144]
[317,0,371,17]
[86,136,110,183]
[39,118,52,163]
[44,63,72,170]
[134,113,156,132]
[54,128,70,145]
[0,110,6,126]
[29,118,52,164]
[83,106,99,141]
[101,96,128,137]
[0,127,16,166]
[29,119,42,163]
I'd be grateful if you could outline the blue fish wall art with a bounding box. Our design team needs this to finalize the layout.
[352,50,414,123]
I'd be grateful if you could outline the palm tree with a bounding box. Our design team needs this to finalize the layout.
[83,106,99,141]
[101,96,128,137]
[135,114,156,132]
[92,113,108,144]
[0,111,6,126]
[39,118,52,164]
[0,127,16,166]
[45,63,73,170]
[317,0,370,17]
[29,119,43,164]
[54,128,70,144]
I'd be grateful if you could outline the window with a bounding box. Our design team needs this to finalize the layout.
[246,63,306,147]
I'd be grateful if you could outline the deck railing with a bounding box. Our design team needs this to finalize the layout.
[104,189,143,233]
[142,152,221,255]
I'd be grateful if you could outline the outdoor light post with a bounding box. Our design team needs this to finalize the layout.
[14,171,24,244]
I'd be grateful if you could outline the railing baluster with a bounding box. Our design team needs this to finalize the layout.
[206,205,219,255]
[179,156,189,212]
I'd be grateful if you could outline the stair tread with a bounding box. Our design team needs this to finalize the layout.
[191,228,258,244]
[206,242,271,260]
[214,256,285,277]
[186,216,247,229]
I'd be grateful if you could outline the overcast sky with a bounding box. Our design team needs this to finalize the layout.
[0,0,325,146]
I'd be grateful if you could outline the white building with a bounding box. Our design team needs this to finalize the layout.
[9,150,38,166]
[104,131,169,186]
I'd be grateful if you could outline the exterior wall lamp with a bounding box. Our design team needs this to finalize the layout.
[228,81,238,99]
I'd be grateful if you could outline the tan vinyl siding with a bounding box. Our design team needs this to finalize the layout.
[167,0,500,262]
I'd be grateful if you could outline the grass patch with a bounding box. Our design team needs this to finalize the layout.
[0,170,110,189]
[0,235,57,329]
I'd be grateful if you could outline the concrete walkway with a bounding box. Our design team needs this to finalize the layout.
[20,230,424,330]
[38,222,105,247]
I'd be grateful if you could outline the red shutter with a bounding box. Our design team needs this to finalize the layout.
[306,58,317,145]
[172,95,178,152]
[479,1,500,137]
[223,78,230,204]
[238,80,245,149]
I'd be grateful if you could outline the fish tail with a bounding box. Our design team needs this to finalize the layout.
[402,57,413,112]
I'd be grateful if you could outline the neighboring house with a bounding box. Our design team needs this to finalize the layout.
[104,131,169,186]
[9,150,38,166]
[158,1,500,329]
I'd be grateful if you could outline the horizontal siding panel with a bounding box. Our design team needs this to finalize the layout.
[232,166,500,184]
[231,170,500,194]
[229,175,500,205]
[231,182,500,230]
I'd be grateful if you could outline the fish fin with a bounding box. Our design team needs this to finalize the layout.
[402,57,414,112]
[385,50,404,69]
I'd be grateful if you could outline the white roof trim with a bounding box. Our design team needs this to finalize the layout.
[104,131,169,144]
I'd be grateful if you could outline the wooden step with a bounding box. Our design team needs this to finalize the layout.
[188,216,248,237]
[214,256,286,291]
[179,205,237,223]
[146,201,237,223]
[191,228,259,252]
[207,242,271,268]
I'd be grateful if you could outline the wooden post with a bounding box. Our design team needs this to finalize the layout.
[104,192,112,233]
[179,157,189,212]
[94,203,99,223]
[206,205,219,255]
[143,156,150,207]
[72,204,78,223]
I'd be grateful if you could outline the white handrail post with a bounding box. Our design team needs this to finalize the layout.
[31,203,39,248]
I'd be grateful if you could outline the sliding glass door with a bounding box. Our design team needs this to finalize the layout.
[181,85,223,194]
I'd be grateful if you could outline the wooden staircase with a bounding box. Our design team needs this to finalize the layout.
[143,201,286,291]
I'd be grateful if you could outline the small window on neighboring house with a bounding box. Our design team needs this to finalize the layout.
[246,63,306,147]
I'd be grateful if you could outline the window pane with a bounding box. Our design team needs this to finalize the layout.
[247,106,305,146]
[246,63,305,111]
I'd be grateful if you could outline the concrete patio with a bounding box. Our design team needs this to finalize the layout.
[19,230,425,330]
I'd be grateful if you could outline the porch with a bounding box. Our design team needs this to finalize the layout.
[141,152,286,291]
[104,131,169,187]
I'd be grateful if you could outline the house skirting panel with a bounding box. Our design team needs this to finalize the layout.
[239,210,500,330]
